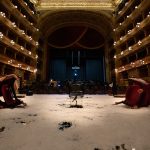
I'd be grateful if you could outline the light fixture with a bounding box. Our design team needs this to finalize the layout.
[21,30,25,35]
[35,42,39,46]
[128,47,132,51]
[10,40,15,45]
[140,60,143,63]
[0,12,6,17]
[113,42,116,46]
[131,62,135,66]
[128,30,131,34]
[29,51,31,55]
[138,40,142,45]
[14,5,18,9]
[20,46,24,50]
[27,66,30,70]
[120,37,123,40]
[0,32,4,39]
[135,6,138,9]
[8,60,13,64]
[35,55,38,59]
[18,64,22,68]
[114,55,117,59]
[29,36,32,40]
[121,51,124,55]
[34,69,37,73]
[136,22,140,28]
[125,2,128,6]
[12,22,16,28]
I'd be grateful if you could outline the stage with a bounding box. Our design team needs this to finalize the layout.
[0,94,150,150]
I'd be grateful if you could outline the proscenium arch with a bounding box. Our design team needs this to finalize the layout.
[38,10,113,39]
[38,10,113,81]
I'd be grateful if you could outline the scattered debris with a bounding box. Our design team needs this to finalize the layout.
[94,144,131,150]
[16,121,26,125]
[0,126,5,132]
[94,148,101,150]
[85,96,92,98]
[83,116,93,120]
[58,104,66,107]
[97,106,104,109]
[15,120,35,125]
[70,105,83,108]
[28,114,37,117]
[115,145,120,150]
[58,122,72,131]
[121,144,127,150]
[68,134,80,141]
[49,109,58,111]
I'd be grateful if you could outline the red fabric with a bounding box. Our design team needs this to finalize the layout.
[124,85,142,107]
[141,84,150,107]
[1,84,15,106]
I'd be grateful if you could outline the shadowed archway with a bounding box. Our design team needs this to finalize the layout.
[38,10,113,82]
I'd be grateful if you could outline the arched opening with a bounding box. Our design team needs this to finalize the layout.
[38,10,113,85]
[47,25,105,82]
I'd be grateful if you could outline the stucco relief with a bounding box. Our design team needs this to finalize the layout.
[36,0,117,11]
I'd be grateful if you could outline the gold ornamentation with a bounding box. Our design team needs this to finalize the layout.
[37,1,114,10]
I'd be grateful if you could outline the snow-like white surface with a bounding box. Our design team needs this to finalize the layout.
[0,94,150,150]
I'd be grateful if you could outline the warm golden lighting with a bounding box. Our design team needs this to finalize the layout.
[37,2,114,10]
[0,12,6,17]
[34,68,37,73]
[0,32,3,38]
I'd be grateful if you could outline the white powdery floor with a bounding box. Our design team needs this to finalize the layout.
[0,94,150,150]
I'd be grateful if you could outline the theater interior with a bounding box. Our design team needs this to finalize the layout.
[0,0,150,149]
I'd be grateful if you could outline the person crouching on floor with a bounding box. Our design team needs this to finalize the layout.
[0,74,26,109]
[114,78,150,108]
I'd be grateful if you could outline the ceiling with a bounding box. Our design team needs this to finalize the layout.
[35,0,121,11]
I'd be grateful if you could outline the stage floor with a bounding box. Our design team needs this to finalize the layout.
[0,94,150,150]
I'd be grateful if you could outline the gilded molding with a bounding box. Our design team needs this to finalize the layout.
[37,2,114,11]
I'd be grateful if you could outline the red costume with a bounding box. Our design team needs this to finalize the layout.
[0,74,26,108]
[115,78,150,108]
